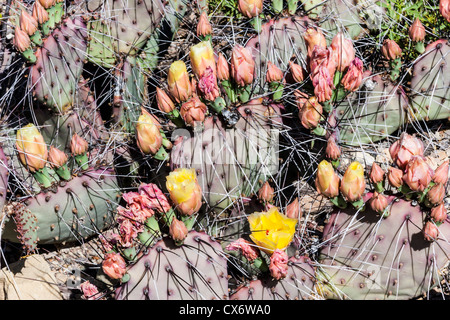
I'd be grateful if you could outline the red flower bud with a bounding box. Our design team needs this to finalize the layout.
[238,0,263,18]
[180,95,208,126]
[389,133,424,169]
[230,44,255,87]
[13,28,31,53]
[369,192,388,214]
[299,96,323,129]
[169,217,189,243]
[330,32,355,72]
[20,10,38,36]
[430,203,448,223]
[70,133,88,155]
[102,253,127,279]
[266,61,284,83]
[48,146,68,168]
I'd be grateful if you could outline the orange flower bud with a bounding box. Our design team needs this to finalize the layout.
[169,217,189,243]
[167,60,192,103]
[430,203,448,223]
[427,183,445,206]
[13,28,31,52]
[340,161,366,202]
[303,27,327,57]
[230,44,255,87]
[32,1,49,24]
[285,197,301,220]
[70,133,89,155]
[48,146,68,168]
[381,39,402,60]
[402,156,434,192]
[238,0,263,18]
[369,162,385,184]
[434,160,449,185]
[217,53,230,81]
[289,61,305,83]
[102,252,127,279]
[440,0,450,23]
[326,137,341,161]
[135,109,163,155]
[258,181,275,203]
[388,167,403,188]
[315,160,340,199]
[16,124,48,172]
[409,19,425,42]
[423,221,439,241]
[369,192,388,214]
[196,11,212,38]
[156,87,175,113]
[299,96,323,129]
[20,10,38,36]
[266,61,284,83]
[180,95,207,126]
[330,32,355,72]
[39,0,56,9]
[389,133,424,169]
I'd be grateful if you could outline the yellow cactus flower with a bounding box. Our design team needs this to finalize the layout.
[16,123,48,172]
[247,207,297,254]
[166,168,202,216]
[167,60,192,103]
[189,41,216,78]
[340,161,366,202]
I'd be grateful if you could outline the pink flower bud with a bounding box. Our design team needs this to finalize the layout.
[440,0,450,23]
[312,67,334,102]
[289,61,305,83]
[423,221,439,241]
[340,161,366,202]
[341,57,364,92]
[102,253,127,279]
[258,181,275,203]
[326,137,341,161]
[402,156,434,192]
[32,1,49,24]
[303,27,327,57]
[381,39,402,60]
[156,87,175,114]
[217,53,230,81]
[238,0,263,18]
[196,11,212,38]
[266,61,284,83]
[369,162,385,184]
[20,10,38,36]
[230,44,255,87]
[225,238,260,261]
[316,160,340,199]
[431,203,448,223]
[48,146,68,168]
[330,32,355,72]
[434,160,449,185]
[389,133,424,169]
[13,28,31,53]
[180,95,207,126]
[169,217,189,243]
[388,167,404,188]
[427,183,445,206]
[269,249,289,280]
[285,198,301,220]
[409,19,425,42]
[369,192,388,214]
[299,96,323,129]
[70,133,88,155]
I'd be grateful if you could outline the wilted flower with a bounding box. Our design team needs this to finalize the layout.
[402,156,434,192]
[138,183,172,213]
[289,61,305,83]
[389,133,424,169]
[409,19,426,42]
[381,39,402,60]
[238,0,263,18]
[312,67,334,102]
[299,96,323,129]
[166,168,202,216]
[216,52,230,81]
[330,32,355,72]
[16,123,48,172]
[247,207,297,254]
[258,181,275,203]
[434,160,449,185]
[369,192,389,214]
[315,160,340,199]
[230,44,255,87]
[341,57,364,92]
[180,95,208,126]
[20,10,38,36]
[369,162,385,185]
[167,60,192,103]
[196,11,212,38]
[423,221,439,241]
[156,87,175,114]
[266,61,284,83]
[431,203,448,223]
[225,238,260,261]
[269,249,289,280]
[135,109,163,155]
[388,167,404,188]
[309,46,337,79]
[102,252,127,280]
[80,281,103,300]
[169,217,189,243]
[427,183,445,206]
[440,0,450,23]
[340,161,366,202]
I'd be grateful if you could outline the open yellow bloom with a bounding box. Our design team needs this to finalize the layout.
[247,207,297,254]
[16,123,48,172]
[166,168,202,216]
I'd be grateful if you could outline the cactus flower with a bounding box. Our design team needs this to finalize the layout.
[180,95,208,126]
[247,206,297,254]
[289,61,305,83]
[315,160,340,199]
[102,252,127,280]
[369,162,385,184]
[409,19,425,42]
[238,0,263,18]
[312,67,334,102]
[156,87,175,114]
[402,156,434,192]
[299,96,323,129]
[285,197,301,220]
[16,124,48,172]
[196,11,212,38]
[303,27,327,57]
[230,44,255,87]
[166,168,202,216]
[369,192,388,214]
[32,0,49,24]
[309,46,337,79]
[135,109,163,155]
[440,0,450,23]
[20,10,38,36]
[433,160,449,185]
[381,39,402,60]
[330,32,355,72]
[13,28,31,53]
[269,249,289,280]
[225,238,260,261]
[423,221,439,241]
[389,133,424,169]
[169,217,189,243]
[431,203,448,223]
[190,41,220,101]
[427,183,445,206]
[266,61,284,83]
[341,57,364,92]
[340,161,366,202]
[138,183,172,214]
[167,60,192,103]
[258,181,275,203]
[80,281,103,300]
[388,167,404,188]
[326,136,341,161]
